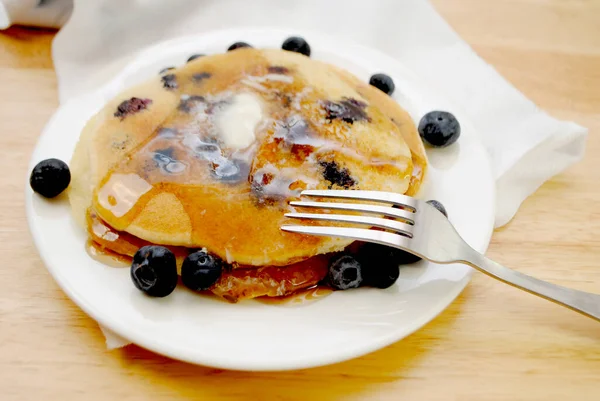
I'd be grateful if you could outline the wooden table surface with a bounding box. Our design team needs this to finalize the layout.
[1,1,599,400]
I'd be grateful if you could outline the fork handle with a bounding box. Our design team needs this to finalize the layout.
[463,251,600,322]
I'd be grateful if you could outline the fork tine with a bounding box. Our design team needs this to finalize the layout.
[285,213,413,237]
[281,226,414,252]
[300,190,417,212]
[289,201,415,224]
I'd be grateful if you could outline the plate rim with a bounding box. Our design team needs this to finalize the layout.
[26,27,496,371]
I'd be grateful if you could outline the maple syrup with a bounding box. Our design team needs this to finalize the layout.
[257,286,333,307]
[85,240,131,268]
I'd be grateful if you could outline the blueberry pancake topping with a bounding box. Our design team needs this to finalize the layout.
[227,42,252,51]
[161,73,178,90]
[114,97,152,120]
[319,161,356,189]
[323,98,370,124]
[192,72,212,82]
[182,250,224,291]
[212,159,249,183]
[178,95,205,113]
[369,73,395,95]
[278,116,310,144]
[282,36,311,57]
[268,66,289,74]
[151,147,187,175]
[29,158,71,198]
[130,246,178,297]
[418,111,461,147]
[154,147,175,159]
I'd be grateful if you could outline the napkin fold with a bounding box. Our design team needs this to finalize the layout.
[51,0,587,349]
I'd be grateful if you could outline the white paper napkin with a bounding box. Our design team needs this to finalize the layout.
[51,0,587,349]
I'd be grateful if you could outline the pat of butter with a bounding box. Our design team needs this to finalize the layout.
[214,93,263,149]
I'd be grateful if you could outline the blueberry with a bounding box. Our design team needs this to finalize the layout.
[130,246,178,297]
[282,36,311,57]
[328,255,363,290]
[178,95,205,113]
[362,242,421,273]
[187,54,205,62]
[322,98,370,124]
[319,160,356,189]
[426,200,448,217]
[369,73,395,96]
[29,158,71,198]
[159,66,175,74]
[114,97,153,120]
[367,264,400,289]
[418,111,461,148]
[161,74,178,90]
[192,72,212,82]
[181,250,223,291]
[227,42,252,51]
[211,159,249,183]
[358,243,407,288]
[268,66,289,74]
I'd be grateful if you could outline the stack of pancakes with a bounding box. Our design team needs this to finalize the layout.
[68,48,427,302]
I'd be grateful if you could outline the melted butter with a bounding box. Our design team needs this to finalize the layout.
[214,93,263,149]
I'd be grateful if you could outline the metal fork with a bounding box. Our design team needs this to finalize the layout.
[281,189,600,322]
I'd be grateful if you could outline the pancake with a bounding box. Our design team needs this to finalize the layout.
[69,48,426,269]
[86,209,330,302]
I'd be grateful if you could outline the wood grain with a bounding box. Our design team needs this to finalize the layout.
[1,1,599,400]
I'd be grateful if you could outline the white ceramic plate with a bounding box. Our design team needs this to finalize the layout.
[26,28,495,371]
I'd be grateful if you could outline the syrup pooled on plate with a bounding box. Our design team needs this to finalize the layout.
[257,286,333,307]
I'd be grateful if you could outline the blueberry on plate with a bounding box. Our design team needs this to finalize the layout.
[368,73,395,96]
[181,250,223,291]
[418,111,461,148]
[281,36,311,57]
[359,243,402,288]
[328,254,363,290]
[130,246,178,297]
[426,199,448,217]
[362,261,400,289]
[187,54,205,62]
[359,243,420,288]
[227,42,252,51]
[29,158,71,198]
